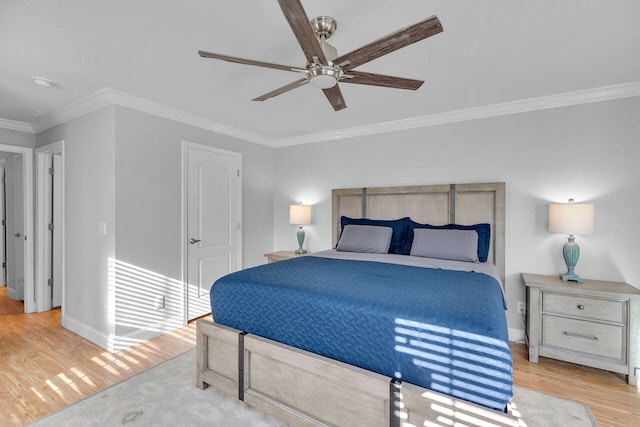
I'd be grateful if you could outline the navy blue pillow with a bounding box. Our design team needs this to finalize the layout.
[340,216,411,254]
[409,221,491,262]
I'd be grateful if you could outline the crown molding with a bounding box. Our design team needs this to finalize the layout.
[272,81,640,147]
[30,88,114,133]
[0,117,35,133]
[17,81,640,147]
[29,88,274,146]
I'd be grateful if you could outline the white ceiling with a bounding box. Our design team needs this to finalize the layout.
[2,1,639,145]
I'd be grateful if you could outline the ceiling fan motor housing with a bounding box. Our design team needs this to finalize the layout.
[310,16,337,40]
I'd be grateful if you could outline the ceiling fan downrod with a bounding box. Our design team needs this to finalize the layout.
[308,16,340,88]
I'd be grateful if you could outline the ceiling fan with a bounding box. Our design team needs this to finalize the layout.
[198,0,443,111]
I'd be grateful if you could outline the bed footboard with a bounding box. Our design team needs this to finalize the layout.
[196,320,239,396]
[243,333,390,427]
[196,319,520,427]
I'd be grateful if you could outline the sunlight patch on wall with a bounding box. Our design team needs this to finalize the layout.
[107,258,184,352]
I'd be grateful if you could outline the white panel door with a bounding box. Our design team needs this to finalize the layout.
[186,145,241,320]
[13,155,25,300]
[52,153,63,308]
[0,164,5,287]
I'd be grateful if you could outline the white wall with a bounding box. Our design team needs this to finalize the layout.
[273,96,640,336]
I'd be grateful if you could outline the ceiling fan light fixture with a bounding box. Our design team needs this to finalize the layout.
[308,66,339,89]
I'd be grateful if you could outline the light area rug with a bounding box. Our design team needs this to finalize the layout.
[28,349,598,427]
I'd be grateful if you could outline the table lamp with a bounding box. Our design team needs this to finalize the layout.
[548,198,594,282]
[290,203,311,254]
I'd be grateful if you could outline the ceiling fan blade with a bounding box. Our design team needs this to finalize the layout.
[334,15,442,72]
[342,71,424,90]
[198,50,302,73]
[322,85,347,111]
[277,0,328,65]
[252,78,309,102]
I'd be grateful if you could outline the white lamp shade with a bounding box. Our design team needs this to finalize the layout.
[549,202,594,235]
[289,204,311,225]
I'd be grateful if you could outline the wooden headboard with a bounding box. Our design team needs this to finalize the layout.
[332,182,506,283]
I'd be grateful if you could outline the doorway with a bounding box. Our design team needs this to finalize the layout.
[0,144,34,313]
[0,159,6,288]
[182,141,242,321]
[36,141,64,313]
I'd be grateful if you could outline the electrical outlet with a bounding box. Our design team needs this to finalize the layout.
[154,296,165,310]
[517,301,526,315]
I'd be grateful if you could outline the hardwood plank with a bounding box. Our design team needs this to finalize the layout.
[511,342,640,427]
[0,286,198,426]
[1,286,638,426]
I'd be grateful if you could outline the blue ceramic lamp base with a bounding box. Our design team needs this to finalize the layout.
[295,226,307,254]
[561,235,582,283]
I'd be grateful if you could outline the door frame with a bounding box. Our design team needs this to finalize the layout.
[0,144,34,313]
[181,140,242,323]
[35,140,65,313]
[0,158,6,287]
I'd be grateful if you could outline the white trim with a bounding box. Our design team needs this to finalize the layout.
[181,141,243,324]
[273,81,640,147]
[29,89,115,134]
[35,140,65,313]
[0,144,34,313]
[62,313,109,350]
[107,316,184,353]
[22,81,640,147]
[508,327,526,344]
[0,159,5,289]
[0,118,34,133]
[30,88,272,145]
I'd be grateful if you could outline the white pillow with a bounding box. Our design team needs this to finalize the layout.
[410,228,479,262]
[336,225,393,254]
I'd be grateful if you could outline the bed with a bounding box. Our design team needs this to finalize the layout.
[196,182,520,427]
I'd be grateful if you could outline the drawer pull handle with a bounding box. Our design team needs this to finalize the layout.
[563,331,598,341]
[577,304,585,310]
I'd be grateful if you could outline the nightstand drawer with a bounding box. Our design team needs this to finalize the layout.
[543,292,624,323]
[542,315,625,362]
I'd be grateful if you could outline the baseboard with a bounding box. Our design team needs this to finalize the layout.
[5,286,18,300]
[108,316,185,353]
[62,314,185,353]
[509,327,526,344]
[61,314,110,350]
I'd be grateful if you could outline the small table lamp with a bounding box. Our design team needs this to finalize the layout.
[290,203,311,254]
[548,198,594,282]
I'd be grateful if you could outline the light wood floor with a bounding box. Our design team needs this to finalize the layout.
[1,287,638,426]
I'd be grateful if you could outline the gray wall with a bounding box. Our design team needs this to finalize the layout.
[0,127,36,148]
[34,105,275,348]
[272,96,640,336]
[112,106,275,340]
[11,94,638,346]
[37,107,117,339]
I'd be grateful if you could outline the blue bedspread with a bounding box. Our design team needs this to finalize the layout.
[210,256,513,409]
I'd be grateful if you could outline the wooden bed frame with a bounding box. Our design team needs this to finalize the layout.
[197,182,519,427]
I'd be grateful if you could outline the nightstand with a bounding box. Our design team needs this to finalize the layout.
[264,250,308,263]
[523,273,640,385]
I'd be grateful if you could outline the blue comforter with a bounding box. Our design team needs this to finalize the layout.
[210,255,513,409]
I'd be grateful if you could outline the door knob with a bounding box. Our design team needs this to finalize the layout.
[190,238,202,244]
